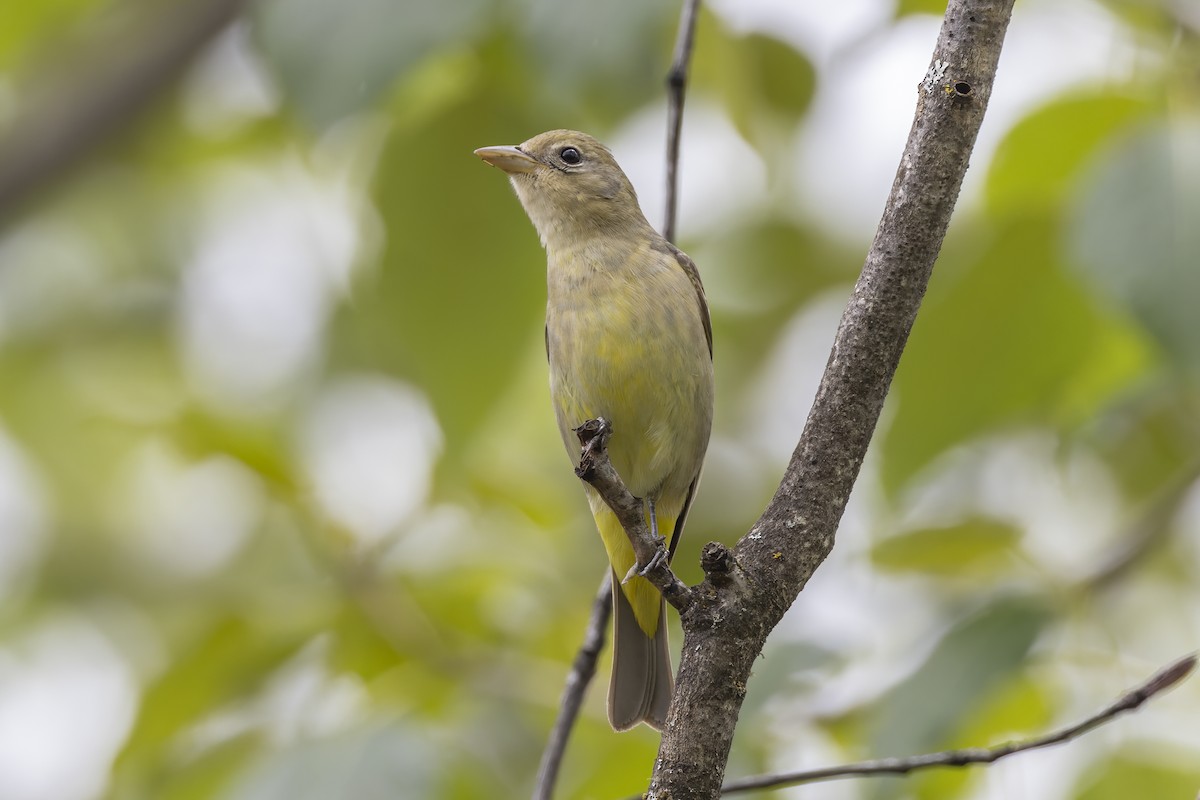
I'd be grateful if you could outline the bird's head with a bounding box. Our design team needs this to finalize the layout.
[474,129,651,249]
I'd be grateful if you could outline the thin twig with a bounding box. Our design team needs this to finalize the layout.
[533,574,613,800]
[663,0,702,244]
[713,654,1197,796]
[574,419,694,612]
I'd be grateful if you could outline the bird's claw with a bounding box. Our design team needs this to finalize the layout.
[620,543,669,585]
[638,546,668,577]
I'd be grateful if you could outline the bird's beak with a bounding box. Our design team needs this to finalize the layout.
[474,145,539,175]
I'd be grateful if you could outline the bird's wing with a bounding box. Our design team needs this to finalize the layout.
[656,240,713,358]
[656,239,711,560]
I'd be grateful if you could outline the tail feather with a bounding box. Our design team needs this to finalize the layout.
[608,571,673,731]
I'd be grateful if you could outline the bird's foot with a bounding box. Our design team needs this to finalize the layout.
[638,546,669,577]
[621,546,668,585]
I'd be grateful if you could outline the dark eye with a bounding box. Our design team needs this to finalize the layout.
[559,147,582,165]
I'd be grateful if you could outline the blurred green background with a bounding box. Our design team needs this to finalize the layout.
[0,0,1198,798]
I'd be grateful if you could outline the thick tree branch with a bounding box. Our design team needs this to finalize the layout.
[715,653,1196,795]
[648,3,1017,798]
[0,0,249,227]
[532,575,612,800]
[663,0,701,244]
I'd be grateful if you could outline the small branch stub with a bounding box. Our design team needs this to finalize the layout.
[573,417,613,480]
[700,541,734,582]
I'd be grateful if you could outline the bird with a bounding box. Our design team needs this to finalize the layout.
[474,130,714,731]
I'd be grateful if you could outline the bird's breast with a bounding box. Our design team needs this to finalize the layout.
[544,244,712,496]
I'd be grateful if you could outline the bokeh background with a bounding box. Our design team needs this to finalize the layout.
[0,0,1198,798]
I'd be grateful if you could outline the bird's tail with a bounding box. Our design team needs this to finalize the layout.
[609,572,673,731]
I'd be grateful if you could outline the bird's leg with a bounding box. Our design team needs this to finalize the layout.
[623,497,669,582]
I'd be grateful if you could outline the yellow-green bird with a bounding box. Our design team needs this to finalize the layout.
[475,130,714,731]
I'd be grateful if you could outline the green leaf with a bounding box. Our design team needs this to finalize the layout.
[896,0,949,16]
[327,602,405,682]
[114,618,309,794]
[986,94,1152,217]
[1072,750,1200,800]
[252,0,489,128]
[698,219,856,398]
[227,724,443,800]
[868,596,1050,762]
[510,0,676,125]
[882,216,1151,495]
[171,409,296,493]
[914,672,1053,800]
[1089,384,1200,498]
[872,518,1021,576]
[1088,0,1188,38]
[741,641,839,723]
[558,714,663,800]
[954,671,1053,744]
[154,734,263,800]
[344,67,547,468]
[746,34,816,119]
[692,13,816,146]
[1068,116,1200,371]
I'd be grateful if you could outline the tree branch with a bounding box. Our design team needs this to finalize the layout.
[532,574,612,800]
[647,2,1017,797]
[714,653,1197,795]
[0,0,249,227]
[574,419,694,613]
[663,0,701,244]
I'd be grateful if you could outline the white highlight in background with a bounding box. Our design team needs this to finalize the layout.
[115,441,264,579]
[0,616,138,800]
[300,376,442,547]
[609,101,768,241]
[180,157,361,414]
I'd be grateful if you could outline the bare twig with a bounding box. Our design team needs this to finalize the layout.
[715,653,1197,795]
[0,0,250,226]
[532,574,613,800]
[574,419,694,613]
[663,0,702,244]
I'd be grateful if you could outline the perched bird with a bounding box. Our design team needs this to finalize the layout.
[475,130,714,731]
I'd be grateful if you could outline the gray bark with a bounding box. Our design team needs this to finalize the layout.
[647,1,1017,796]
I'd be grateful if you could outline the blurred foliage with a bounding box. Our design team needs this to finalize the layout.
[0,1,1198,799]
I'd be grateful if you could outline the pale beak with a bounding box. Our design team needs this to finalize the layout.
[474,145,539,175]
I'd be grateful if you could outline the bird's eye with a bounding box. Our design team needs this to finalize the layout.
[559,147,582,166]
